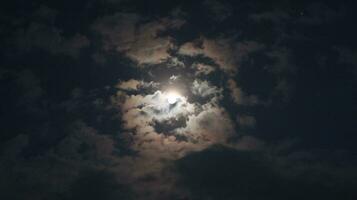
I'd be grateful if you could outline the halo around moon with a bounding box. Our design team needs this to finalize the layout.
[166,91,181,104]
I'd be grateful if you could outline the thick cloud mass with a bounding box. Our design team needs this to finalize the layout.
[1,0,357,199]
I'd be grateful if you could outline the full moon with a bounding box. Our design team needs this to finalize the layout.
[166,91,181,104]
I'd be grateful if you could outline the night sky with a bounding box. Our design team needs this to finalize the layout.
[1,0,357,199]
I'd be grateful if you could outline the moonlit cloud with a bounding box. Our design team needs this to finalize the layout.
[179,38,237,73]
[116,79,160,91]
[192,63,216,75]
[179,38,265,74]
[115,79,236,161]
[116,79,141,91]
[191,79,222,98]
[175,103,235,144]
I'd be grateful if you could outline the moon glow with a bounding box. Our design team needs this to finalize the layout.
[166,91,181,104]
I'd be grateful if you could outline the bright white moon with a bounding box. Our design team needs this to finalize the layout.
[166,91,181,104]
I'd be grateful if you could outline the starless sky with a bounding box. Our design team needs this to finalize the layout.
[0,0,357,199]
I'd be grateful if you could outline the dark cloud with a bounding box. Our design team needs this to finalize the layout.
[175,145,357,200]
[203,0,233,22]
[68,170,133,200]
[13,21,89,58]
[0,120,130,200]
[335,47,357,79]
[92,12,184,65]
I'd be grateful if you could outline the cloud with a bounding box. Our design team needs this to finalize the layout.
[1,134,29,159]
[68,170,133,200]
[336,47,357,79]
[266,47,297,102]
[177,41,203,56]
[250,10,290,24]
[175,145,357,200]
[93,13,185,65]
[116,79,160,91]
[166,57,185,68]
[14,22,89,58]
[111,89,211,198]
[179,38,236,72]
[111,72,243,198]
[192,63,215,75]
[54,121,116,162]
[203,0,232,22]
[179,38,264,73]
[33,5,58,23]
[175,103,234,144]
[0,69,45,115]
[174,145,281,200]
[92,13,140,51]
[15,69,43,105]
[115,90,197,154]
[0,120,124,200]
[233,135,264,150]
[114,86,235,169]
[237,114,256,128]
[191,79,222,98]
[227,79,259,105]
[267,47,296,75]
[113,76,235,161]
[117,79,141,91]
[119,91,194,118]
